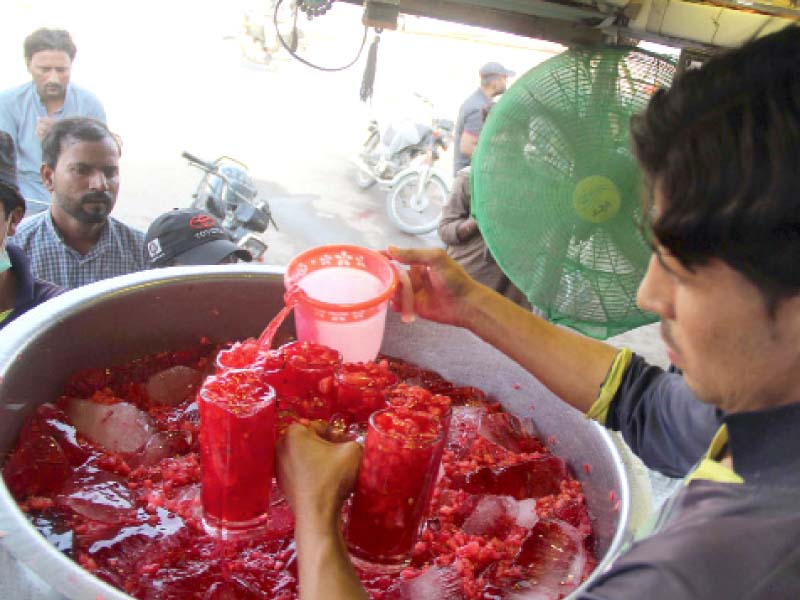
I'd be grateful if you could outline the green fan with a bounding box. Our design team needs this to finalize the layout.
[472,46,676,339]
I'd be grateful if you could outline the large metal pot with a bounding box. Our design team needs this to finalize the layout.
[0,266,643,599]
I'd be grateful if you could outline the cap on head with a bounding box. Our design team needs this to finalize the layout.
[145,208,253,267]
[0,131,26,213]
[479,62,515,78]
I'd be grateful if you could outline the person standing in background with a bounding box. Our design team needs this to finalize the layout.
[439,103,531,309]
[10,117,145,289]
[0,29,106,214]
[452,61,514,175]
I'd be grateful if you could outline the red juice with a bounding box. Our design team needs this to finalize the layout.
[274,341,341,420]
[5,349,598,600]
[197,368,277,533]
[214,338,261,373]
[387,384,453,438]
[346,409,445,565]
[335,362,398,422]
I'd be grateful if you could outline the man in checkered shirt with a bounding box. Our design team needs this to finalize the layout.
[10,117,145,289]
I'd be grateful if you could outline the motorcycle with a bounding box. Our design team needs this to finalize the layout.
[182,151,278,261]
[354,100,454,235]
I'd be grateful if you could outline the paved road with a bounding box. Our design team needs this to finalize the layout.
[2,0,560,265]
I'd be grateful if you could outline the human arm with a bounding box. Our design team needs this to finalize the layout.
[386,247,618,414]
[458,107,483,159]
[459,131,479,158]
[437,171,480,245]
[276,424,367,600]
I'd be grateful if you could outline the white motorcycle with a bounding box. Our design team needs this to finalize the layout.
[354,108,454,235]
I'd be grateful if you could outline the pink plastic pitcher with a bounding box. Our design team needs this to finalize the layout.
[284,245,398,363]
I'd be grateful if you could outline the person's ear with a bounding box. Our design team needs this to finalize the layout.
[7,206,24,237]
[40,163,55,192]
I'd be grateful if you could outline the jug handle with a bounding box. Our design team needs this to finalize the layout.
[390,263,416,324]
[284,285,306,306]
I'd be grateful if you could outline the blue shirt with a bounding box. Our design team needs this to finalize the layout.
[453,88,490,175]
[10,211,146,289]
[0,82,106,207]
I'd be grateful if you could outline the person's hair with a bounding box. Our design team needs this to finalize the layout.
[24,28,77,63]
[41,117,121,169]
[630,25,800,313]
[0,182,25,217]
[481,74,500,87]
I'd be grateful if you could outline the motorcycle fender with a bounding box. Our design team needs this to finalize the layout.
[388,165,451,189]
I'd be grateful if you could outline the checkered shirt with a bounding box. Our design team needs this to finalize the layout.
[10,211,147,289]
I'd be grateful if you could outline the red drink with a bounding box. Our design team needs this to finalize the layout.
[346,409,445,566]
[214,338,261,373]
[215,339,285,376]
[274,341,341,420]
[335,362,398,422]
[387,384,453,438]
[197,368,277,535]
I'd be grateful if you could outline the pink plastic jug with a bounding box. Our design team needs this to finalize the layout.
[284,245,398,363]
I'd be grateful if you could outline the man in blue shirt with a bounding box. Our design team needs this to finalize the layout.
[452,62,514,175]
[0,28,106,214]
[10,117,145,289]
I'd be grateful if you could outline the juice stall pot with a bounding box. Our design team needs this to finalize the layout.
[0,266,644,600]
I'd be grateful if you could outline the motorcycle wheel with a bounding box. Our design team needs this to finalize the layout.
[355,131,379,190]
[386,172,449,235]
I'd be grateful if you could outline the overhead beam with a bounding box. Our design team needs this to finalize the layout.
[339,0,609,45]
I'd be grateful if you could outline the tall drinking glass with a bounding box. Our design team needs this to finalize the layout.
[198,368,277,538]
[345,409,445,566]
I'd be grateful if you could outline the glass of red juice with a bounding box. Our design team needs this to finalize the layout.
[214,338,260,373]
[387,384,453,438]
[345,408,445,567]
[335,362,398,423]
[198,367,277,537]
[275,341,341,420]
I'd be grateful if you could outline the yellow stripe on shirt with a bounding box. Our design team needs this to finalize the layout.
[586,348,633,425]
[685,424,744,485]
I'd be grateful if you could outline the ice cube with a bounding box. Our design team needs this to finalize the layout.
[515,498,539,529]
[66,398,154,453]
[478,413,544,454]
[172,483,203,523]
[395,566,462,600]
[133,431,192,468]
[456,455,568,500]
[57,466,136,523]
[447,405,485,456]
[22,403,90,466]
[84,507,189,586]
[462,495,518,538]
[145,366,204,406]
[3,432,72,497]
[510,518,587,599]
